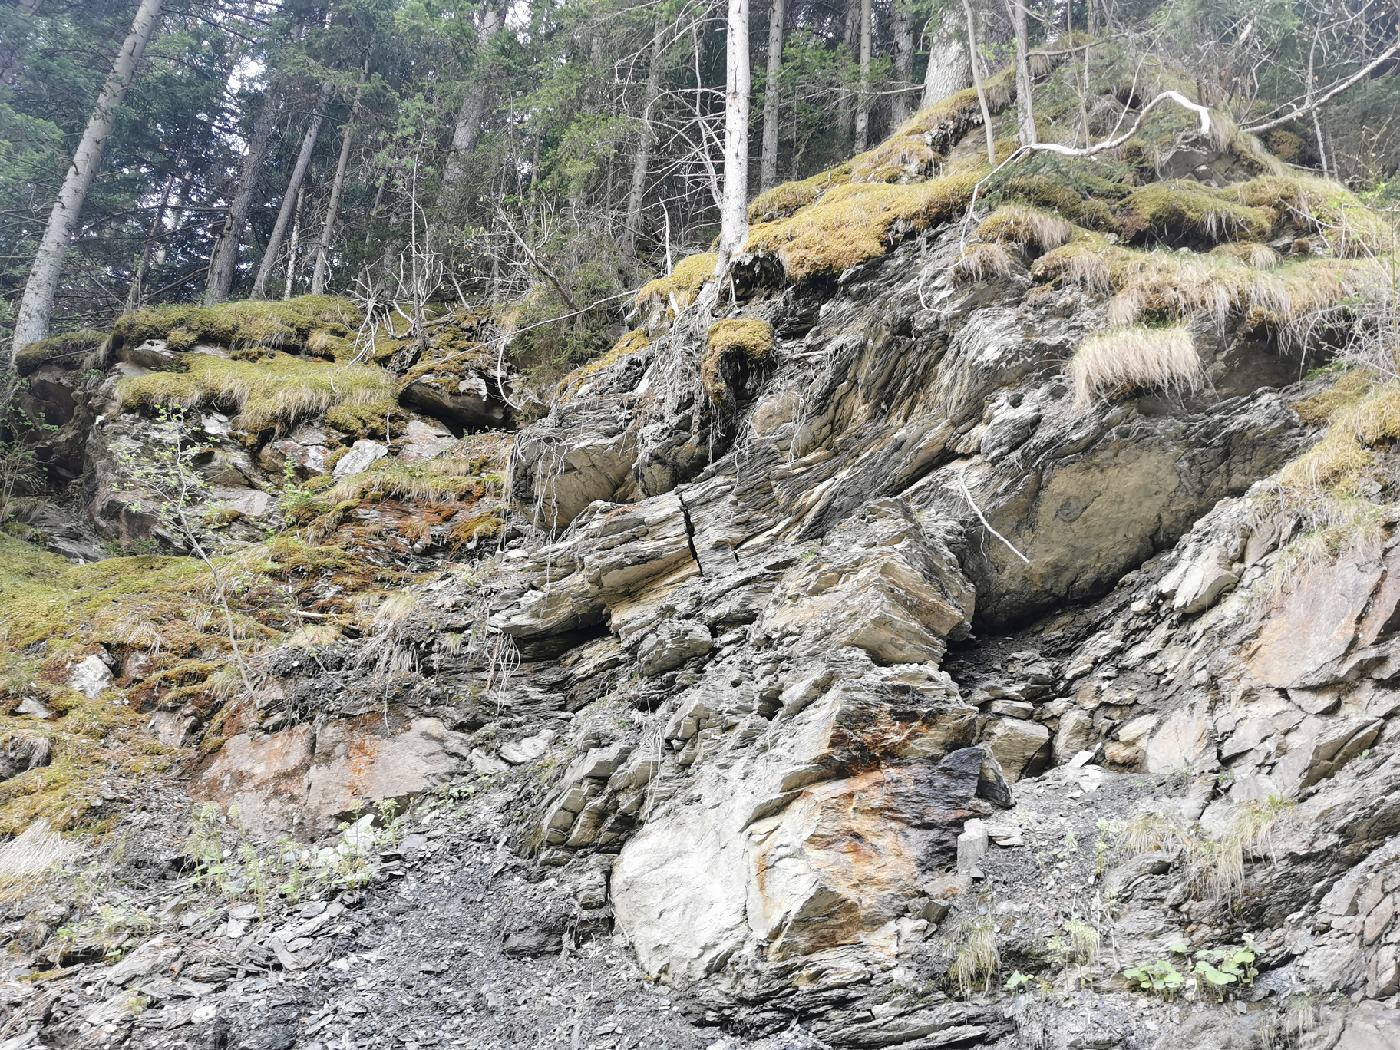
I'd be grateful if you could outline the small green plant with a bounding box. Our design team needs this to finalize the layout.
[1193,938,1258,1000]
[1123,958,1186,999]
[1004,971,1032,992]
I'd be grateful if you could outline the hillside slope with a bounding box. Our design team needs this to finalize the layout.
[1,55,1398,1050]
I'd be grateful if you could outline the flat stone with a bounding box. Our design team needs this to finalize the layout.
[332,439,389,478]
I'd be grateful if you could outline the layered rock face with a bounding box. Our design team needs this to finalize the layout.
[5,187,1399,1050]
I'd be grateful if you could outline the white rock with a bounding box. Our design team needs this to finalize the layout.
[499,729,556,765]
[332,439,389,478]
[68,654,113,699]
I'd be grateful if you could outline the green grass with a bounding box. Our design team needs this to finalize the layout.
[117,352,395,435]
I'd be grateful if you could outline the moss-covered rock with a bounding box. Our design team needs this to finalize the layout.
[14,329,108,376]
[635,253,719,314]
[117,351,395,436]
[702,319,773,403]
[745,171,984,282]
[111,296,358,358]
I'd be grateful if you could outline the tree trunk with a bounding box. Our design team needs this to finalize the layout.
[853,0,873,151]
[1004,0,1036,145]
[205,97,277,305]
[962,0,996,163]
[283,185,304,299]
[837,0,856,141]
[251,83,331,300]
[624,8,667,253]
[9,0,162,361]
[758,0,786,192]
[310,80,363,295]
[125,168,177,311]
[922,8,971,108]
[717,0,751,269]
[890,3,916,126]
[440,1,504,199]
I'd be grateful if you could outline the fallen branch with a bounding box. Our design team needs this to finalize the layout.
[1241,37,1400,134]
[958,89,1211,251]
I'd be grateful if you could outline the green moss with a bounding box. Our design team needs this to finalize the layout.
[635,253,719,312]
[1233,174,1392,257]
[112,296,358,358]
[745,170,984,282]
[1121,181,1276,246]
[702,319,774,402]
[556,328,650,400]
[749,164,854,222]
[117,351,395,435]
[849,68,1016,185]
[14,329,108,375]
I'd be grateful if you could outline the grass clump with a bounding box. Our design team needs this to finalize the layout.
[951,242,1017,284]
[14,329,107,375]
[117,352,394,435]
[745,170,983,281]
[702,319,773,402]
[978,204,1073,253]
[328,455,502,505]
[112,296,358,358]
[635,252,719,313]
[949,916,1000,996]
[1122,181,1276,247]
[1068,325,1203,408]
[1234,173,1393,258]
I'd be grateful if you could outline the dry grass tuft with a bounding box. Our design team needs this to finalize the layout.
[950,917,1000,995]
[978,205,1074,253]
[1069,326,1203,407]
[329,455,502,504]
[0,820,73,900]
[951,242,1017,284]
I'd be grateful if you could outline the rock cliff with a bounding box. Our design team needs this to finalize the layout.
[1,87,1398,1050]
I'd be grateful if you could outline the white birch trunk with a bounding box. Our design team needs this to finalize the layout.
[717,0,751,269]
[854,0,872,151]
[10,0,163,361]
